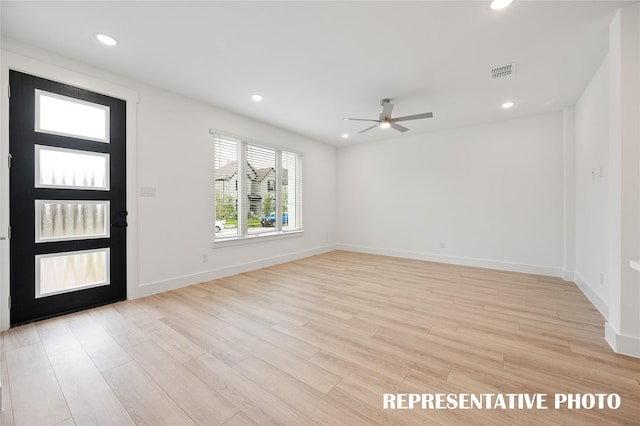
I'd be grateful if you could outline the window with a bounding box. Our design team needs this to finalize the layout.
[213,132,302,240]
[35,89,110,143]
[35,145,110,190]
[35,200,110,243]
[214,136,239,236]
[36,248,110,298]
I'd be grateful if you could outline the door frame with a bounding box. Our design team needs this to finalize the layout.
[1,50,139,330]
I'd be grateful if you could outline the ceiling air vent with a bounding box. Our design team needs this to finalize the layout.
[490,63,517,79]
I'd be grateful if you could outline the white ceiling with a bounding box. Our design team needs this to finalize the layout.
[1,1,633,146]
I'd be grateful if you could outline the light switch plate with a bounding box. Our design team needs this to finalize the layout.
[140,186,157,197]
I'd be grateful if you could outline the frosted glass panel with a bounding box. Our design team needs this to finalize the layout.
[36,248,110,298]
[35,89,110,142]
[35,145,109,190]
[36,200,109,243]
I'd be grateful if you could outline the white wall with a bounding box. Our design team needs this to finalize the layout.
[570,3,640,358]
[604,4,640,358]
[337,113,564,276]
[561,106,576,282]
[133,85,337,296]
[574,55,610,314]
[0,39,337,329]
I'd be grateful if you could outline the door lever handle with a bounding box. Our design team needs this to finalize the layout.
[111,222,128,228]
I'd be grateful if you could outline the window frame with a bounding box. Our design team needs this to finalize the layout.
[212,129,303,245]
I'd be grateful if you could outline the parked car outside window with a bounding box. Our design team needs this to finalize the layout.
[260,212,288,227]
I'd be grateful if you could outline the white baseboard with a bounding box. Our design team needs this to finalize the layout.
[562,270,575,281]
[128,244,336,299]
[573,272,609,320]
[605,322,640,358]
[335,244,563,277]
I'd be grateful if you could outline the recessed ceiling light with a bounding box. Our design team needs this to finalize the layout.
[341,133,349,139]
[379,121,391,129]
[96,33,118,46]
[491,0,514,10]
[502,101,515,109]
[252,94,263,102]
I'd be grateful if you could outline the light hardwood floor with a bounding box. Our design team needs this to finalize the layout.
[1,251,639,425]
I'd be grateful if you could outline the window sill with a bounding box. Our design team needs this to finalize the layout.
[212,230,304,248]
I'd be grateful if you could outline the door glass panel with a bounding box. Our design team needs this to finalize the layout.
[36,248,110,298]
[35,200,110,243]
[35,89,110,142]
[35,145,110,190]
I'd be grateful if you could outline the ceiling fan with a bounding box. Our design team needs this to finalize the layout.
[343,99,433,133]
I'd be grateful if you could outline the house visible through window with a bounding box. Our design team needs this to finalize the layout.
[213,133,302,240]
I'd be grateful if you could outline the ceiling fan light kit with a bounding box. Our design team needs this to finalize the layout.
[343,98,433,134]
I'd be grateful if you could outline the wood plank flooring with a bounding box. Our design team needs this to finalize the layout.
[1,250,639,425]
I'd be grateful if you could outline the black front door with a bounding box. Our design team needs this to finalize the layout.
[9,70,127,325]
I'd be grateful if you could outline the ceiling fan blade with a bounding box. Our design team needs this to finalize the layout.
[343,118,379,122]
[381,101,394,120]
[359,125,378,134]
[392,112,433,122]
[390,122,410,133]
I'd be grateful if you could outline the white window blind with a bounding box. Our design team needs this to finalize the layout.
[214,136,240,238]
[282,151,301,231]
[213,132,302,240]
[247,144,276,235]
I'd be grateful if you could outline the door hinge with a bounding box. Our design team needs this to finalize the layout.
[8,226,11,239]
[7,85,10,98]
[8,153,12,168]
[8,296,11,309]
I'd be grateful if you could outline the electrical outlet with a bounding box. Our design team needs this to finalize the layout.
[202,253,208,263]
[600,273,604,285]
[440,242,445,249]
